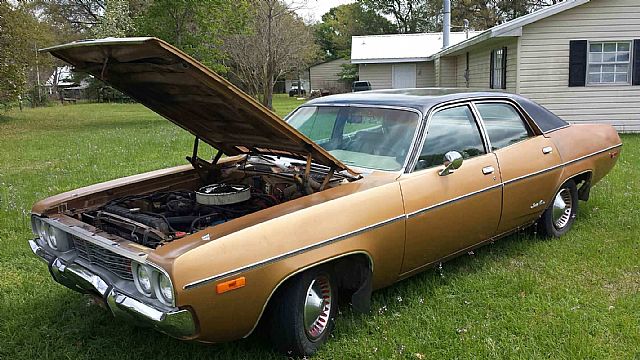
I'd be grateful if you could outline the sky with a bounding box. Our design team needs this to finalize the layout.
[294,0,356,23]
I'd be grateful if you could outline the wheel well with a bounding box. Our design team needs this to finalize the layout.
[254,253,373,335]
[569,171,593,201]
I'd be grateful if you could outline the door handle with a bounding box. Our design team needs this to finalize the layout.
[542,146,553,154]
[482,166,495,175]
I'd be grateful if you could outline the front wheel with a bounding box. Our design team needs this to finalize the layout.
[537,180,578,237]
[268,267,338,357]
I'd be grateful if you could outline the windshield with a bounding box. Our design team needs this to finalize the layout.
[287,106,420,171]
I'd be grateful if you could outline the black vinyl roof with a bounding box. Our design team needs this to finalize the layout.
[305,88,568,133]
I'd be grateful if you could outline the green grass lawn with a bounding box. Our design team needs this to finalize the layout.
[1,96,638,359]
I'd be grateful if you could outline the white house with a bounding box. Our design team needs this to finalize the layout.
[309,58,350,93]
[351,32,482,90]
[351,0,640,132]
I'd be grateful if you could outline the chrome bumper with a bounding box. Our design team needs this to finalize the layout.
[28,239,196,339]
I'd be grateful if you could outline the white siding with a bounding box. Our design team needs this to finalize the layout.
[417,62,436,87]
[436,56,458,87]
[310,58,350,92]
[358,63,392,89]
[519,0,640,131]
[359,62,435,90]
[448,39,518,92]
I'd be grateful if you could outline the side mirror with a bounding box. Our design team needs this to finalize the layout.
[439,151,463,176]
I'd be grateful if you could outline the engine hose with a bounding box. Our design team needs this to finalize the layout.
[189,214,225,232]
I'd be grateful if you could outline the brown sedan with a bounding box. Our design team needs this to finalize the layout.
[29,38,622,356]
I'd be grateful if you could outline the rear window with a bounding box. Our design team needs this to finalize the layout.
[515,97,568,133]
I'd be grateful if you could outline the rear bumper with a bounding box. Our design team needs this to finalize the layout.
[28,239,196,339]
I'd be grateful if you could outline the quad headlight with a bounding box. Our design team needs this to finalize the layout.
[31,216,71,251]
[132,262,175,306]
[154,271,175,306]
[133,263,154,296]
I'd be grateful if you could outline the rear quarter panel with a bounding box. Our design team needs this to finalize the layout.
[547,124,622,185]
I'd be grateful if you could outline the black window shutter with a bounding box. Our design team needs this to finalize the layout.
[569,40,587,87]
[501,46,508,90]
[490,50,495,88]
[633,39,640,85]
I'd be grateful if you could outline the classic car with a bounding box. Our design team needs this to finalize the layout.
[29,38,622,357]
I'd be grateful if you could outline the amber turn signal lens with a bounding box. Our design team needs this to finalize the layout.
[216,277,246,294]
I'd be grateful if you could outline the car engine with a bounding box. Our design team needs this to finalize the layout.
[76,154,351,249]
[83,175,307,248]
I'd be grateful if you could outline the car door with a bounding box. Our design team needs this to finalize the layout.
[399,104,503,275]
[473,101,563,234]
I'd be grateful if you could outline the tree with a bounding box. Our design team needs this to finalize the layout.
[0,2,56,108]
[136,0,248,73]
[35,0,106,33]
[223,0,318,109]
[337,63,358,83]
[357,0,440,33]
[449,0,565,31]
[93,0,135,37]
[313,3,395,60]
[358,0,564,33]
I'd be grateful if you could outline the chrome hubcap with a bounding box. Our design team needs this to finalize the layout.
[552,188,573,229]
[303,275,332,341]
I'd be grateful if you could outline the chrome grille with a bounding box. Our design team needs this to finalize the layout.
[72,236,133,280]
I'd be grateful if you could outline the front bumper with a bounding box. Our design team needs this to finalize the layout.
[28,239,196,339]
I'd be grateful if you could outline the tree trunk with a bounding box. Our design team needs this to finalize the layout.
[261,3,274,110]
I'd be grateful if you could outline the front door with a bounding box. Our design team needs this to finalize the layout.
[399,104,502,275]
[392,63,417,89]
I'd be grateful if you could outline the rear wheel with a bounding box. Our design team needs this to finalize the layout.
[537,180,578,237]
[268,267,337,356]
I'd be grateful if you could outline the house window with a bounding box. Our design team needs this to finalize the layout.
[490,48,507,89]
[588,41,632,84]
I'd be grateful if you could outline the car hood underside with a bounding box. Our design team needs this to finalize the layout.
[43,37,355,176]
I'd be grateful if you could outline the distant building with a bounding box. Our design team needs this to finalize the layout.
[351,0,640,132]
[351,32,481,90]
[309,58,350,93]
[44,66,90,100]
[44,66,75,95]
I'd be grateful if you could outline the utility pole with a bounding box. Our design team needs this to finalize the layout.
[35,42,41,106]
[443,0,451,48]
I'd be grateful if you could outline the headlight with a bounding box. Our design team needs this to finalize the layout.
[133,263,174,306]
[46,224,59,250]
[154,271,175,306]
[32,217,71,251]
[37,222,50,244]
[133,263,154,297]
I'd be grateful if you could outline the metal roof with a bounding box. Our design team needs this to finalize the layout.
[351,32,482,64]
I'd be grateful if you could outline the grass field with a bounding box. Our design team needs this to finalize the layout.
[0,95,638,359]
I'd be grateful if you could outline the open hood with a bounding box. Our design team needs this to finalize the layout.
[43,37,355,175]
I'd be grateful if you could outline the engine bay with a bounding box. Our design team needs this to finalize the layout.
[79,156,348,249]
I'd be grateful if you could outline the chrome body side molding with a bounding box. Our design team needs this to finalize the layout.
[184,143,623,291]
[183,215,403,290]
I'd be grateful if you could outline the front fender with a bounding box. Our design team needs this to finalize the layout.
[166,181,406,343]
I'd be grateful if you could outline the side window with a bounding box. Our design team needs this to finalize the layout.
[476,103,531,150]
[415,105,486,171]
